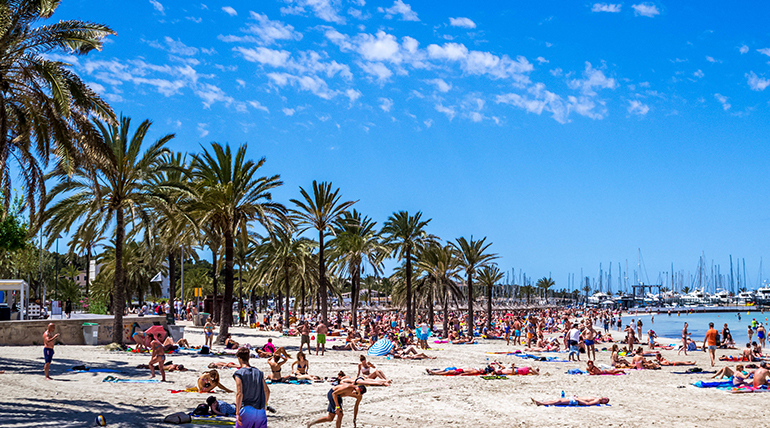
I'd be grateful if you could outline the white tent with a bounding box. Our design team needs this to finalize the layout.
[0,279,28,320]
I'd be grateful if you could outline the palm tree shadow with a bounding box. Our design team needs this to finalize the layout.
[0,397,167,427]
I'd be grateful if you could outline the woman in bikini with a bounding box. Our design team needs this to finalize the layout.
[224,334,239,350]
[586,360,624,375]
[148,335,166,381]
[357,355,389,381]
[130,323,147,351]
[196,370,233,393]
[490,361,540,375]
[654,354,695,366]
[292,351,321,381]
[610,344,631,368]
[203,318,215,348]
[268,353,290,382]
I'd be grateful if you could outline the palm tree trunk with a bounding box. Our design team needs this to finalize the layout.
[300,280,306,316]
[405,246,413,328]
[487,284,492,329]
[351,271,359,330]
[318,231,328,325]
[427,282,434,332]
[211,247,219,324]
[112,207,126,345]
[217,229,235,343]
[284,262,291,327]
[85,247,91,298]
[467,274,474,336]
[442,282,449,338]
[168,250,176,317]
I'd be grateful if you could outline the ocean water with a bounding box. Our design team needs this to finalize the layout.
[609,310,770,346]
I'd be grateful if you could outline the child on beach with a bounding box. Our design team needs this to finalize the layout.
[43,323,60,380]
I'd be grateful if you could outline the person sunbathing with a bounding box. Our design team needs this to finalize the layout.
[426,367,486,376]
[208,361,238,369]
[532,396,610,406]
[291,351,321,381]
[256,341,290,359]
[333,371,392,386]
[137,361,187,372]
[712,364,751,386]
[632,347,660,369]
[357,355,389,381]
[268,353,290,382]
[392,345,436,359]
[331,341,362,351]
[196,370,233,393]
[224,334,239,350]
[130,323,147,351]
[490,361,540,375]
[586,360,624,375]
[610,344,631,367]
[654,354,695,366]
[162,336,181,353]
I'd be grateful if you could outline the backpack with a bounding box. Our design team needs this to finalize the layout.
[191,403,210,416]
[163,412,192,424]
[199,345,210,355]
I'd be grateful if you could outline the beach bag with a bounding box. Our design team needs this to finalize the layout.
[199,345,210,355]
[163,412,192,424]
[191,404,210,416]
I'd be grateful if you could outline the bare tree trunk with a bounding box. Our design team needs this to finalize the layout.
[428,283,434,331]
[405,246,413,328]
[217,229,235,343]
[284,262,291,327]
[467,273,474,336]
[318,231,328,324]
[442,283,449,339]
[212,247,219,323]
[168,250,176,318]
[486,284,492,329]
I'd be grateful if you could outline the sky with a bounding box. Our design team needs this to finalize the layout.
[43,0,770,292]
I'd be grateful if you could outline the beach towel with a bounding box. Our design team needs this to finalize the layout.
[692,380,733,388]
[169,388,201,393]
[481,375,508,380]
[543,403,611,407]
[102,375,159,383]
[727,385,769,393]
[367,338,395,356]
[486,351,522,355]
[515,354,568,363]
[433,340,449,344]
[672,371,716,375]
[567,368,587,375]
[69,366,120,373]
[266,379,311,385]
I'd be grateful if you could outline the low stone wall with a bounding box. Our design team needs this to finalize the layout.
[0,316,168,346]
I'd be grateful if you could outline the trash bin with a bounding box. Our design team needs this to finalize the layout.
[168,325,185,341]
[83,323,99,345]
[166,312,175,325]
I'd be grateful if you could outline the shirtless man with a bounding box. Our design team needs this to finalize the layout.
[513,318,522,346]
[267,353,289,382]
[307,383,366,428]
[43,323,60,380]
[678,322,689,356]
[752,362,770,388]
[532,396,610,406]
[582,323,597,361]
[299,321,311,354]
[316,321,328,356]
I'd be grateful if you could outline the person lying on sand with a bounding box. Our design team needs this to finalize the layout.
[426,367,488,376]
[712,364,752,386]
[532,396,610,406]
[209,362,238,369]
[490,361,540,375]
[654,354,695,366]
[137,361,187,372]
[206,396,237,416]
[586,360,624,375]
[392,346,436,359]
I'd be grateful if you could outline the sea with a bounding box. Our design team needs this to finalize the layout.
[612,310,770,346]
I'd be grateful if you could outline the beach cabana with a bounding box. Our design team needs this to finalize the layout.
[0,279,28,320]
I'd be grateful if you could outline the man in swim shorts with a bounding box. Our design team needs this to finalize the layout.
[582,323,596,361]
[43,323,60,380]
[316,322,328,356]
[307,383,366,428]
[234,347,270,428]
[299,321,311,353]
[703,322,719,367]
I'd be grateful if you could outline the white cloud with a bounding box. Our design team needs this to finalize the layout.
[222,6,237,16]
[449,17,476,28]
[197,123,209,138]
[345,88,362,103]
[359,61,392,82]
[248,100,269,113]
[236,79,246,87]
[149,37,199,56]
[423,119,433,128]
[706,56,720,63]
[739,45,749,54]
[747,72,770,91]
[632,3,659,17]
[379,97,393,112]
[149,0,165,14]
[714,93,730,111]
[235,47,291,67]
[591,3,621,12]
[282,108,295,116]
[434,103,456,120]
[536,56,548,64]
[425,78,452,92]
[267,72,336,99]
[427,42,533,83]
[568,62,617,95]
[627,100,649,115]
[693,69,704,78]
[757,48,770,57]
[379,0,419,21]
[281,0,345,24]
[357,31,401,62]
[242,12,303,45]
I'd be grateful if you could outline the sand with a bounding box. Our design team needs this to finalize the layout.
[1,318,769,428]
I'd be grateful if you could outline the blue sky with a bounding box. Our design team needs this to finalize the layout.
[47,0,770,292]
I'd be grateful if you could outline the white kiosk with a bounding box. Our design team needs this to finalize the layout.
[0,279,28,320]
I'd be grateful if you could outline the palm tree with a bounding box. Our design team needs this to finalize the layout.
[329,210,386,329]
[582,284,592,303]
[290,181,355,325]
[416,243,463,337]
[0,0,116,221]
[478,265,504,328]
[535,277,555,303]
[381,211,433,328]
[68,220,105,297]
[44,116,173,344]
[190,142,283,342]
[452,236,497,334]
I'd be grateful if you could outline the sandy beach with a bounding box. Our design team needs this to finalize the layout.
[2,318,769,428]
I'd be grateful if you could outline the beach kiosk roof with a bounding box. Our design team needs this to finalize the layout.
[0,279,29,320]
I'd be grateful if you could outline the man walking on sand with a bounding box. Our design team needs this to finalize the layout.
[316,321,328,356]
[703,322,719,367]
[299,321,311,354]
[43,323,60,380]
[306,383,366,428]
[234,347,270,428]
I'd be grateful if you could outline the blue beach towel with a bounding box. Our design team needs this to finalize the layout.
[692,380,734,388]
[102,375,160,383]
